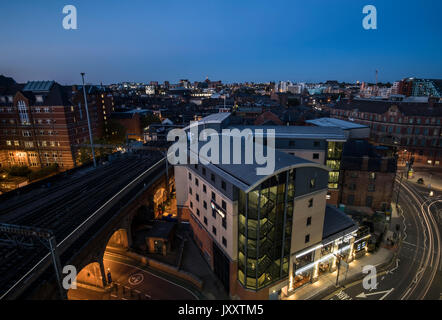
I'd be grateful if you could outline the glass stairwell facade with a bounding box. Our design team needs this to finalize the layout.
[326,141,343,189]
[238,169,295,290]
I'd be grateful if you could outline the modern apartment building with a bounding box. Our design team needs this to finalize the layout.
[174,113,359,299]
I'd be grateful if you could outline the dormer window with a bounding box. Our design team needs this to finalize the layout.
[36,95,43,103]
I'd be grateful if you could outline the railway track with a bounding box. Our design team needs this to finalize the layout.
[0,153,165,298]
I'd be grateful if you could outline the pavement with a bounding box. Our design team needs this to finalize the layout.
[284,248,394,300]
[180,225,231,300]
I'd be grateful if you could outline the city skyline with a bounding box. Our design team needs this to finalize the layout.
[1,0,441,84]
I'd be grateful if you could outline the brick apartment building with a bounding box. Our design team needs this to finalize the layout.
[339,140,397,212]
[325,97,442,166]
[0,77,110,170]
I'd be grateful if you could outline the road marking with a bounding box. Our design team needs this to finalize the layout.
[334,290,352,300]
[387,258,400,274]
[128,273,144,286]
[104,252,200,300]
[356,288,394,300]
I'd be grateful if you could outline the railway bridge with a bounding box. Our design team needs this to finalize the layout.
[0,154,173,300]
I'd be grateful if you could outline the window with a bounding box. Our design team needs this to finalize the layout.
[222,218,227,229]
[222,200,226,211]
[289,140,295,147]
[348,183,357,191]
[196,209,200,216]
[203,185,207,193]
[309,178,316,189]
[307,217,312,226]
[347,194,355,205]
[189,187,192,195]
[6,140,11,146]
[222,237,227,247]
[313,153,319,160]
[204,217,208,225]
[369,172,376,180]
[221,180,226,190]
[368,184,375,192]
[195,178,199,186]
[211,173,215,182]
[313,141,320,147]
[194,164,198,170]
[305,234,310,243]
[211,191,216,201]
[188,172,192,180]
[203,201,207,209]
[308,198,313,208]
[212,209,216,219]
[350,172,358,178]
[196,194,199,202]
[190,201,193,209]
[212,226,217,235]
[202,167,206,176]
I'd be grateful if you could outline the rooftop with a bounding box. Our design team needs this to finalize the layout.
[199,112,231,124]
[229,125,347,141]
[145,221,175,239]
[190,139,329,192]
[305,117,368,130]
[22,81,55,92]
[322,205,358,241]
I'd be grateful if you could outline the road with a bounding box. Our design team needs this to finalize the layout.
[68,251,198,300]
[328,178,442,300]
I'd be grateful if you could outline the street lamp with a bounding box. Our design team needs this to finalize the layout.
[396,171,403,208]
[80,72,97,168]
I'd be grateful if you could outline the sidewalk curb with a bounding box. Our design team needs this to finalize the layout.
[313,251,397,300]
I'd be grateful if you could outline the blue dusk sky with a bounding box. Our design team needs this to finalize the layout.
[0,0,441,84]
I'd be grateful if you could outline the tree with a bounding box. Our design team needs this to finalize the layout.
[103,119,127,144]
[7,166,31,177]
[140,113,161,131]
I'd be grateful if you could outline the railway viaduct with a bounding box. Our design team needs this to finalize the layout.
[3,159,174,300]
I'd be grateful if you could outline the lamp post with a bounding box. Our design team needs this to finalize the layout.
[396,171,403,209]
[80,72,97,168]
